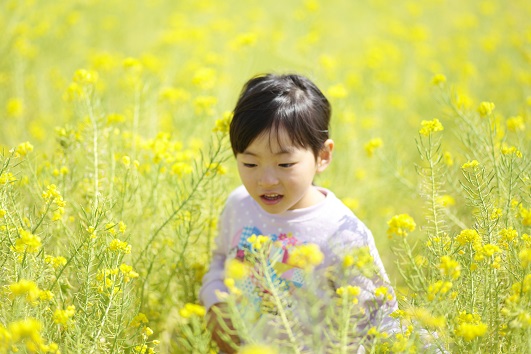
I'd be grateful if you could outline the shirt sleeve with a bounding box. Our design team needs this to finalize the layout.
[328,221,400,337]
[199,204,231,311]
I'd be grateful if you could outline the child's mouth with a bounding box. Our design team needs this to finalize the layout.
[260,193,283,205]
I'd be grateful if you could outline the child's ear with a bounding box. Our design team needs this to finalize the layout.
[317,139,334,173]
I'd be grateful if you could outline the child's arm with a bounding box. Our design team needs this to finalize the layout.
[330,225,400,336]
[206,303,241,354]
[199,205,242,351]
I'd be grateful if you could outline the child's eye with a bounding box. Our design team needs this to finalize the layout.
[279,163,295,168]
[242,163,257,168]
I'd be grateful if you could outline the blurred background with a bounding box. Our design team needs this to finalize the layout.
[1,0,530,280]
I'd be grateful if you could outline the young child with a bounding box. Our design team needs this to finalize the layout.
[200,73,398,353]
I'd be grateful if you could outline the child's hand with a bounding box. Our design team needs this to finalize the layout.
[207,302,240,354]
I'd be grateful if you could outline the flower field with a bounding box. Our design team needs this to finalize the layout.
[1,0,530,352]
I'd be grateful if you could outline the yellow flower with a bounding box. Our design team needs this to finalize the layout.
[477,101,495,117]
[387,214,416,238]
[0,172,17,184]
[229,32,258,50]
[53,305,76,325]
[193,95,218,116]
[122,155,131,167]
[482,243,501,257]
[519,205,531,226]
[0,209,6,218]
[443,151,454,166]
[45,255,67,269]
[436,195,455,207]
[327,84,348,99]
[73,68,99,85]
[179,303,206,318]
[519,248,531,268]
[14,229,42,254]
[12,141,34,157]
[288,244,324,269]
[427,280,452,301]
[405,307,445,329]
[213,111,233,133]
[8,318,44,352]
[454,311,487,341]
[238,344,279,354]
[130,313,149,328]
[461,160,479,171]
[364,138,383,157]
[225,259,250,280]
[9,279,41,303]
[506,116,525,132]
[439,256,461,279]
[247,234,269,250]
[6,97,24,117]
[192,67,217,90]
[108,239,132,254]
[501,143,522,158]
[456,229,481,246]
[432,74,446,85]
[419,118,444,136]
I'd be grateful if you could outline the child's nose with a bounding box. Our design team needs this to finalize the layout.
[259,168,279,187]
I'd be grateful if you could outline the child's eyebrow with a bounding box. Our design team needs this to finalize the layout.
[242,147,296,156]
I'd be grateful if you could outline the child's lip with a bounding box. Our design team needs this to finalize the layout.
[260,193,283,205]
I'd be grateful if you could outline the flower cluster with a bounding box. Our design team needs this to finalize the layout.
[419,118,444,136]
[387,214,416,238]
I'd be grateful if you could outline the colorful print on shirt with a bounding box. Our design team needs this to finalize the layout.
[227,226,307,316]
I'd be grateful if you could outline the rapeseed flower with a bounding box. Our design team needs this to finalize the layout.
[405,307,445,329]
[342,246,374,272]
[45,255,67,269]
[436,195,455,207]
[477,101,495,117]
[108,239,132,254]
[438,256,461,279]
[247,234,269,250]
[72,69,99,85]
[8,318,44,352]
[179,303,206,318]
[327,83,348,99]
[454,311,487,341]
[419,118,444,136]
[432,74,446,85]
[501,144,522,157]
[213,111,233,133]
[456,229,481,246]
[427,280,452,301]
[0,172,17,184]
[387,214,416,238]
[364,138,383,157]
[518,205,531,226]
[519,248,531,268]
[12,141,33,157]
[443,151,454,166]
[9,279,41,303]
[461,160,479,171]
[225,259,249,280]
[239,344,279,354]
[53,305,76,326]
[130,313,149,328]
[288,243,324,269]
[6,97,24,117]
[14,229,42,253]
[506,116,525,132]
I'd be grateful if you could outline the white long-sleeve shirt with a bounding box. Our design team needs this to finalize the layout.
[200,185,399,347]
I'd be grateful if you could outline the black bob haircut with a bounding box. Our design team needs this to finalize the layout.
[229,73,331,158]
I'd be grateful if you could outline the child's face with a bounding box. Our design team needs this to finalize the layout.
[236,127,333,214]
